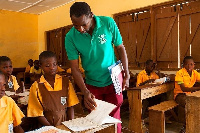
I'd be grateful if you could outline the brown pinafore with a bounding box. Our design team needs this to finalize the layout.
[5,75,15,92]
[37,76,69,126]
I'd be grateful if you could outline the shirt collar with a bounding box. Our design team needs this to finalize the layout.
[39,74,61,83]
[0,96,7,108]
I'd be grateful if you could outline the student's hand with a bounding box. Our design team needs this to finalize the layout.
[83,90,97,110]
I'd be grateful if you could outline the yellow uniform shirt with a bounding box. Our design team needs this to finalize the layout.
[174,68,200,98]
[0,96,24,133]
[8,75,20,91]
[27,74,79,117]
[56,66,65,73]
[136,70,159,86]
[29,66,43,74]
[25,65,31,73]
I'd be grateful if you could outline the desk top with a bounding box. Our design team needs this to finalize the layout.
[187,90,200,97]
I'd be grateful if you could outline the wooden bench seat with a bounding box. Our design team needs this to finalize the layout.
[148,100,178,133]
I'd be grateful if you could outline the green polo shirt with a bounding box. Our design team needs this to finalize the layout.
[65,15,123,87]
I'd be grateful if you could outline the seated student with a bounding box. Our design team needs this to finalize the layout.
[137,59,159,86]
[29,60,43,75]
[137,60,161,119]
[27,51,79,127]
[25,59,33,73]
[0,71,25,133]
[174,56,200,133]
[0,56,20,92]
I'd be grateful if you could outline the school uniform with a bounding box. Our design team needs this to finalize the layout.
[174,68,200,98]
[136,69,159,87]
[27,74,79,126]
[137,69,160,119]
[29,66,43,74]
[56,66,65,73]
[5,75,20,92]
[0,96,25,133]
[25,65,31,73]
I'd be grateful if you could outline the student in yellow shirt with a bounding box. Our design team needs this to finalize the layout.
[0,56,20,92]
[27,51,79,127]
[25,59,33,73]
[29,60,43,75]
[0,71,24,133]
[137,60,160,119]
[174,56,200,132]
[137,59,159,86]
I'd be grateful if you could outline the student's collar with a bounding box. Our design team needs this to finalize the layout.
[0,96,7,108]
[39,74,61,83]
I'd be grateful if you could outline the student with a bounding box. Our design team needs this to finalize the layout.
[29,60,43,75]
[0,71,25,133]
[137,60,160,120]
[27,51,79,127]
[174,56,200,133]
[25,59,33,73]
[0,56,20,92]
[137,60,159,86]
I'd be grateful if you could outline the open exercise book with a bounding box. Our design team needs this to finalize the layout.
[108,60,123,95]
[62,99,121,132]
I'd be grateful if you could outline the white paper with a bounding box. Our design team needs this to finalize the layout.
[62,99,120,132]
[25,126,70,133]
[85,99,117,125]
[5,91,15,96]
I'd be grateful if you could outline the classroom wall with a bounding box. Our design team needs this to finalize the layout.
[38,0,172,54]
[0,10,38,68]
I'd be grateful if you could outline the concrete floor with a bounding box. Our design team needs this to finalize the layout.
[120,99,184,133]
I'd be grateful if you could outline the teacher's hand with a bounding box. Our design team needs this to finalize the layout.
[83,91,97,110]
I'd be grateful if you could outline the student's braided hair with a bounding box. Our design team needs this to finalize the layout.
[0,56,11,65]
[70,2,91,17]
[39,51,57,64]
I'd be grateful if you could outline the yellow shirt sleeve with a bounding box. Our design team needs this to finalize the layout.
[195,71,200,81]
[25,65,30,73]
[175,71,184,84]
[11,98,25,127]
[136,73,143,87]
[11,75,20,91]
[27,82,44,117]
[67,80,79,107]
[57,66,65,72]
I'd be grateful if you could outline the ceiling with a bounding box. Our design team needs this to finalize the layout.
[0,0,74,15]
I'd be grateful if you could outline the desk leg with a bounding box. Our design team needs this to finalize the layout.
[127,90,142,133]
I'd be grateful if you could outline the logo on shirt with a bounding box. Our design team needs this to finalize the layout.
[61,97,67,105]
[98,34,106,44]
[8,81,13,88]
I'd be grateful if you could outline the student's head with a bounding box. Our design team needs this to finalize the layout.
[0,71,6,99]
[145,60,155,73]
[70,2,94,33]
[33,60,40,69]
[0,56,13,77]
[28,59,33,67]
[39,51,57,76]
[183,56,194,72]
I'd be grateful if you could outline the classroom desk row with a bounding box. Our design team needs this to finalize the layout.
[127,82,174,133]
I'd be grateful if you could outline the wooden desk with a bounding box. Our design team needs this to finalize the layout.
[186,91,200,133]
[127,82,174,133]
[56,123,117,133]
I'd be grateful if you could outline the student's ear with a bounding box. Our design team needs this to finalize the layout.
[90,12,94,18]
